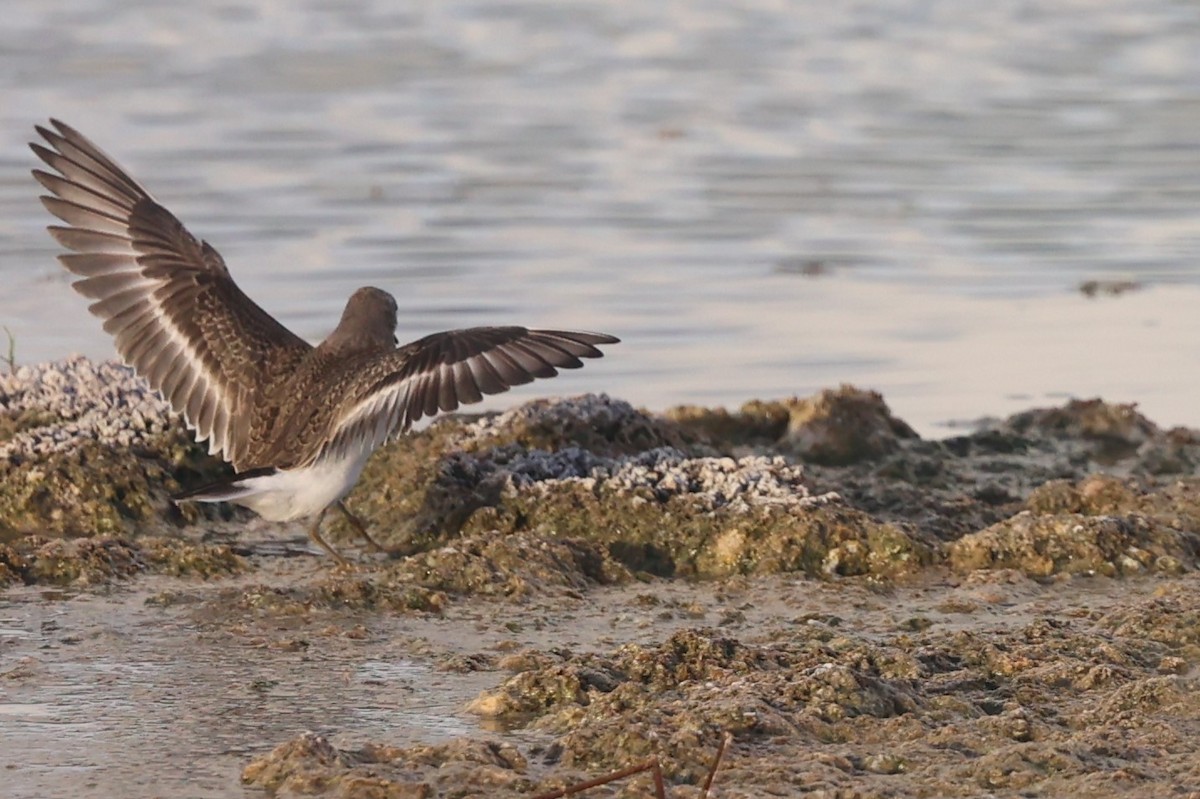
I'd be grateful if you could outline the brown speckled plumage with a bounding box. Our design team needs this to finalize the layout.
[31,119,617,483]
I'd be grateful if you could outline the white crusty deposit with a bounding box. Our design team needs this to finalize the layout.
[0,355,174,460]
[459,393,829,511]
[499,446,833,512]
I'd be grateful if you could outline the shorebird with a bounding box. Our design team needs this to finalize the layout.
[31,119,618,563]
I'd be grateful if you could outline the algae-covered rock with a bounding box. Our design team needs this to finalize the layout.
[472,627,923,726]
[946,511,1197,577]
[1024,475,1141,516]
[664,387,919,465]
[242,732,529,798]
[334,391,930,575]
[0,534,245,586]
[1003,398,1157,463]
[336,407,934,583]
[389,532,631,597]
[663,398,791,451]
[1097,584,1200,657]
[780,385,919,465]
[220,574,448,617]
[0,357,235,536]
[469,627,923,783]
[459,449,931,580]
[0,408,61,445]
[0,433,232,537]
[241,732,353,795]
[332,395,695,549]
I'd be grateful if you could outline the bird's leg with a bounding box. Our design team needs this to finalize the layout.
[336,500,388,553]
[308,507,350,566]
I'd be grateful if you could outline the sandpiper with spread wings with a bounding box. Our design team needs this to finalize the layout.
[31,119,618,563]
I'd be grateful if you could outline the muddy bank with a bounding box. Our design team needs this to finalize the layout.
[4,359,1200,797]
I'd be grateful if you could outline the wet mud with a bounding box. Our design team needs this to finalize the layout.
[4,362,1200,798]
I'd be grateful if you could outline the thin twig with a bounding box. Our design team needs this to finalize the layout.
[531,759,664,799]
[700,731,732,798]
[1,326,14,374]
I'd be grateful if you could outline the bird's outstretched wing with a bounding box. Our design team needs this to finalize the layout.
[31,119,312,468]
[314,327,618,465]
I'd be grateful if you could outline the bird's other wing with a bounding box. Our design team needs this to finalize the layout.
[313,327,618,465]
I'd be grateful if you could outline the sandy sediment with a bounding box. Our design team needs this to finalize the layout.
[3,358,1200,798]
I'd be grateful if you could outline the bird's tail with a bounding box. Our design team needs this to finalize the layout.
[172,467,278,505]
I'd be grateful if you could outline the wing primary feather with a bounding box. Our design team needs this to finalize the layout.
[43,121,148,197]
[40,196,130,234]
[89,285,154,320]
[452,361,484,405]
[535,331,606,358]
[59,252,138,278]
[33,170,136,216]
[48,226,132,253]
[73,272,152,301]
[482,347,534,388]
[468,351,514,394]
[123,326,170,368]
[30,143,141,202]
[523,337,585,369]
[506,340,561,377]
[103,299,155,338]
[437,363,458,412]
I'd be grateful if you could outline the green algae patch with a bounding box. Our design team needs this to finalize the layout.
[469,627,923,784]
[0,533,245,587]
[946,511,1198,577]
[219,533,629,616]
[218,577,449,618]
[1097,583,1200,661]
[137,536,247,579]
[0,428,234,538]
[242,733,530,798]
[665,385,919,465]
[1024,475,1142,516]
[464,486,930,581]
[780,385,920,465]
[388,532,632,597]
[1005,398,1158,447]
[308,575,449,614]
[663,399,791,451]
[0,408,61,444]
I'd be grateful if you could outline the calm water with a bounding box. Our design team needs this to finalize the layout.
[1,0,1200,435]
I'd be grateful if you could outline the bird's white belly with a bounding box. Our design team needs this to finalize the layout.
[236,451,372,522]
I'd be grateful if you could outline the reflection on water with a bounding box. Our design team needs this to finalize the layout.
[1,0,1199,438]
[0,587,490,799]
